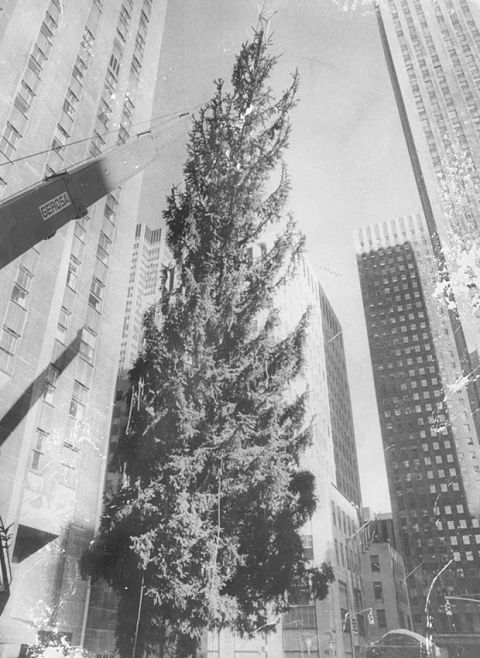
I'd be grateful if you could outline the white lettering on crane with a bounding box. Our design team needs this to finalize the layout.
[39,191,72,220]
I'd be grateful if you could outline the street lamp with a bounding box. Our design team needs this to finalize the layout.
[424,558,454,657]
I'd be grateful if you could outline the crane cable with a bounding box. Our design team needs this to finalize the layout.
[0,100,204,170]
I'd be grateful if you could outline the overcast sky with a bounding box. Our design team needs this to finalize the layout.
[141,0,425,511]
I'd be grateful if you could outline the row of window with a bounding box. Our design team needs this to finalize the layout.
[0,0,62,175]
[0,249,40,374]
[31,378,88,486]
[45,2,104,176]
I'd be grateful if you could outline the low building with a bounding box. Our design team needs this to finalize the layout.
[362,512,412,643]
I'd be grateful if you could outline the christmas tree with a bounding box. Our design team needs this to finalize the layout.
[81,30,334,657]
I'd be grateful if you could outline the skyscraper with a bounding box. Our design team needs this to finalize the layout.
[82,223,170,655]
[319,286,362,509]
[377,0,480,244]
[118,223,166,372]
[280,258,367,658]
[0,0,168,650]
[357,213,480,654]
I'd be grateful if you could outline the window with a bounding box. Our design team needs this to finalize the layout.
[61,442,78,488]
[67,255,80,291]
[79,328,96,364]
[31,429,48,473]
[377,609,387,628]
[69,380,88,419]
[0,122,21,159]
[11,267,32,307]
[29,45,47,72]
[370,555,380,572]
[57,306,70,342]
[373,581,384,600]
[46,0,61,29]
[284,605,316,630]
[117,125,129,144]
[89,277,104,311]
[97,232,111,264]
[43,364,59,404]
[109,53,121,77]
[134,33,145,57]
[63,88,79,119]
[130,55,141,79]
[0,327,18,373]
[15,81,35,114]
[104,194,118,222]
[301,535,314,561]
[341,608,350,633]
[72,64,85,85]
[40,21,54,45]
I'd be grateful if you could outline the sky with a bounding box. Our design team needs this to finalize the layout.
[141,0,425,511]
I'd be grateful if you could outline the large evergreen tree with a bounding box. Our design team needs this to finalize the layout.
[81,31,334,657]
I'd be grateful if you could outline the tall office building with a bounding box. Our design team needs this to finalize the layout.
[319,286,362,509]
[0,0,168,652]
[280,258,366,658]
[204,257,367,658]
[83,223,168,655]
[377,0,480,248]
[377,0,480,456]
[118,223,166,371]
[357,213,480,655]
[103,221,166,500]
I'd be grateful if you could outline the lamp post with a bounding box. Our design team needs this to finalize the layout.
[132,572,145,658]
[424,558,454,657]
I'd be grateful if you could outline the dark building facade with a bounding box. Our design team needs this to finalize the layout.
[356,214,480,655]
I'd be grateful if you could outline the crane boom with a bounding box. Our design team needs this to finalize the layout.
[0,114,189,269]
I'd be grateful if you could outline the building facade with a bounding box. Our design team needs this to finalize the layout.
[279,259,366,658]
[356,213,480,654]
[377,0,480,260]
[319,283,362,509]
[83,223,169,655]
[361,512,412,640]
[0,0,167,653]
[118,223,166,372]
[376,0,480,424]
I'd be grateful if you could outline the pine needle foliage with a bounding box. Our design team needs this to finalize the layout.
[81,31,334,657]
